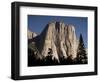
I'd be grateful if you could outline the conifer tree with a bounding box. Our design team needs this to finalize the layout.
[77,34,87,64]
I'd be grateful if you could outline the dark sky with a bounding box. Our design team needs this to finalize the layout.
[28,15,88,48]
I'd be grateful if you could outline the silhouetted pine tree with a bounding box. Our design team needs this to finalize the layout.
[53,57,59,65]
[66,55,73,64]
[77,34,87,64]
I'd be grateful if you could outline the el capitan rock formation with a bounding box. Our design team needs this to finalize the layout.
[28,21,87,66]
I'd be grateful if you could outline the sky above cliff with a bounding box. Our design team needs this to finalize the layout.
[28,15,87,48]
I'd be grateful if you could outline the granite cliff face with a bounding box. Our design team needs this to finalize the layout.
[28,21,79,62]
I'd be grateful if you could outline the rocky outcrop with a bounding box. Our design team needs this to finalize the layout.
[28,21,79,62]
[28,29,37,39]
